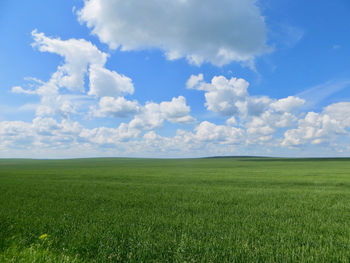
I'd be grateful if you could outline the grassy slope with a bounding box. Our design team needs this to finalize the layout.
[1,158,350,262]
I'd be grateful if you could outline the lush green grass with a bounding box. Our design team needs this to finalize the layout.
[1,157,350,262]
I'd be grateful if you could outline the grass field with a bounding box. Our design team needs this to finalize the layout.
[1,157,350,262]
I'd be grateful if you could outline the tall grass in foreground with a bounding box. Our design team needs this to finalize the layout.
[1,158,350,262]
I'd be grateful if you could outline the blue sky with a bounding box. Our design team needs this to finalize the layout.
[1,0,350,158]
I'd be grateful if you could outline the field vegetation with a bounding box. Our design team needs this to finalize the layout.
[1,157,350,262]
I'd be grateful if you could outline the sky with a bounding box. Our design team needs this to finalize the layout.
[1,0,350,158]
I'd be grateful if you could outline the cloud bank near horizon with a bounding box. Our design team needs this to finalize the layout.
[3,31,350,158]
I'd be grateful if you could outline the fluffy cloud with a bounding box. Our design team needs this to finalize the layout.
[32,30,107,92]
[192,121,244,144]
[0,121,34,148]
[88,65,134,97]
[186,74,204,89]
[13,31,136,119]
[12,32,196,151]
[91,96,141,118]
[188,74,304,117]
[323,102,350,127]
[159,96,195,124]
[2,99,350,157]
[129,96,195,130]
[32,30,134,98]
[246,111,297,144]
[189,75,249,115]
[0,117,83,149]
[270,96,305,112]
[0,117,140,150]
[80,124,140,145]
[189,74,306,144]
[282,102,350,147]
[139,122,245,155]
[141,122,245,155]
[129,103,165,130]
[78,0,269,66]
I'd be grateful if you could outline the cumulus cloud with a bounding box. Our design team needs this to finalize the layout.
[323,102,350,127]
[13,31,136,119]
[271,96,306,112]
[159,96,195,124]
[88,65,134,97]
[138,122,245,155]
[189,74,249,115]
[246,111,298,144]
[186,74,204,89]
[188,74,304,118]
[91,96,141,118]
[0,117,83,149]
[282,102,350,147]
[188,74,307,144]
[78,0,270,66]
[80,124,140,145]
[2,100,350,157]
[0,117,139,151]
[128,103,164,130]
[192,121,244,144]
[0,121,34,148]
[32,30,107,92]
[129,96,195,130]
[31,31,134,98]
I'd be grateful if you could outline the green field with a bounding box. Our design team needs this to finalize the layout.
[1,158,350,262]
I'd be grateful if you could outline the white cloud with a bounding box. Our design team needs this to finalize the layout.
[189,74,304,119]
[282,103,350,147]
[324,102,350,127]
[189,75,249,116]
[189,74,307,145]
[240,96,272,117]
[78,0,270,66]
[91,96,141,118]
[186,74,204,89]
[11,86,37,95]
[226,116,237,126]
[128,96,195,130]
[13,31,136,120]
[32,117,83,147]
[31,31,135,100]
[128,102,164,130]
[193,121,244,144]
[91,95,195,128]
[137,122,245,155]
[34,93,79,118]
[270,96,305,112]
[246,111,297,144]
[33,117,60,135]
[0,118,83,149]
[88,65,134,98]
[0,121,34,148]
[80,124,140,145]
[32,30,107,92]
[31,31,134,98]
[159,96,195,124]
